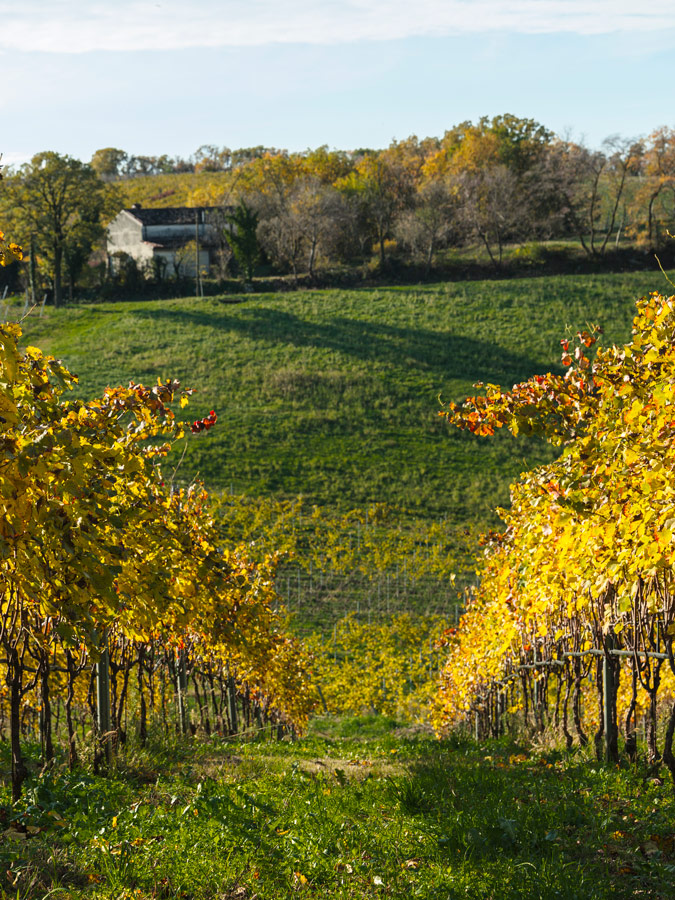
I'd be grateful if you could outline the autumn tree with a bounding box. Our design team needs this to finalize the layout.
[421,115,552,261]
[90,147,128,181]
[423,115,551,180]
[194,144,232,172]
[336,152,415,268]
[482,113,552,173]
[300,145,353,184]
[236,152,301,207]
[1,152,116,306]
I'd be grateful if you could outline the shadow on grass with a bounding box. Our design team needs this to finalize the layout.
[390,739,675,899]
[131,305,560,386]
[7,728,675,899]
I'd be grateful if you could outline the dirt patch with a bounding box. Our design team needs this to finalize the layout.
[393,723,435,739]
[149,750,408,782]
[292,755,406,780]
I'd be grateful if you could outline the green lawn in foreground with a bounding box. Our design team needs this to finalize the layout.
[18,270,668,530]
[5,717,675,899]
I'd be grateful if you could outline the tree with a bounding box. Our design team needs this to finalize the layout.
[456,165,525,266]
[194,144,232,172]
[203,208,234,281]
[419,115,552,259]
[294,180,344,277]
[300,145,353,184]
[258,177,344,278]
[257,207,304,281]
[336,153,414,268]
[531,140,606,256]
[225,200,261,282]
[482,113,553,174]
[1,152,116,306]
[90,147,128,181]
[629,127,675,250]
[537,136,640,257]
[395,179,458,275]
[423,115,551,180]
[596,135,642,255]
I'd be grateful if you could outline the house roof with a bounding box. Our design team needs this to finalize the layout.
[124,206,219,225]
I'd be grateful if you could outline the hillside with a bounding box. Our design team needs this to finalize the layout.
[115,170,231,208]
[18,271,665,531]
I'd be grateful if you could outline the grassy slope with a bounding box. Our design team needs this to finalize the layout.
[20,271,665,534]
[6,720,675,899]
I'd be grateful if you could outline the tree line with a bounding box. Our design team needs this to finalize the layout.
[3,114,675,301]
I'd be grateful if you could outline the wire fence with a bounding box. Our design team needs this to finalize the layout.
[274,566,467,634]
[473,643,675,761]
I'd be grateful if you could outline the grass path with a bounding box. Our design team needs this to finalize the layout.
[5,716,675,899]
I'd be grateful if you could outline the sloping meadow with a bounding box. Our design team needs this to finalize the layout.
[19,272,661,533]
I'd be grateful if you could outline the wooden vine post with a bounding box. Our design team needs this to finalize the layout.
[603,635,619,763]
[176,649,188,735]
[96,636,112,768]
[227,669,239,735]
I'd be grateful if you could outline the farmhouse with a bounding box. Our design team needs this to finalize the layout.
[107,205,225,277]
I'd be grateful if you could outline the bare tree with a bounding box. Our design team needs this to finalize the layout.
[531,140,607,256]
[256,176,352,278]
[598,135,642,254]
[289,179,351,277]
[629,127,675,250]
[456,165,525,266]
[395,180,458,274]
[257,210,304,281]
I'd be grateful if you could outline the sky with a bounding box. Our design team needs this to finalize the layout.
[3,1,675,167]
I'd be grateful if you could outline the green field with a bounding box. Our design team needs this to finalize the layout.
[19,270,668,535]
[6,718,675,899]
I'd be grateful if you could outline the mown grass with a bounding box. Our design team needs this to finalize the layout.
[4,716,675,899]
[17,270,670,534]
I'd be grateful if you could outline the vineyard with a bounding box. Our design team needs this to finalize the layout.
[212,491,467,634]
[436,288,675,783]
[0,233,318,812]
[4,215,675,897]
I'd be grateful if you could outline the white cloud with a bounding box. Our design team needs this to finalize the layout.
[2,1,674,53]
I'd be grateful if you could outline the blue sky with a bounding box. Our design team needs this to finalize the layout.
[3,1,675,166]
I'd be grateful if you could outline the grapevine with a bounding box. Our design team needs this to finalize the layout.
[0,319,316,799]
[435,291,675,781]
